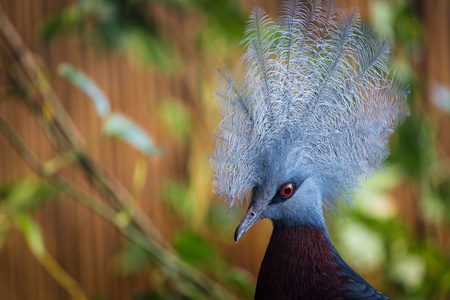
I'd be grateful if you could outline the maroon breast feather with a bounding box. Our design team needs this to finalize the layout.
[255,226,348,300]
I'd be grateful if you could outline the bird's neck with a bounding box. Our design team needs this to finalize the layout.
[255,225,348,300]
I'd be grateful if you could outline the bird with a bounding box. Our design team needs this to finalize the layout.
[210,0,408,299]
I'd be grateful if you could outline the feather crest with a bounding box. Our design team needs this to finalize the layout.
[211,0,409,207]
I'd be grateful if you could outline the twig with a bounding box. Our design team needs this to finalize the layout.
[0,6,236,299]
[0,4,163,244]
[0,113,236,299]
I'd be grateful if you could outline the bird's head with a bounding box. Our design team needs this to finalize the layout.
[210,2,409,242]
[234,175,324,242]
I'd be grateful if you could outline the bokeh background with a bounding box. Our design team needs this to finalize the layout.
[0,0,449,299]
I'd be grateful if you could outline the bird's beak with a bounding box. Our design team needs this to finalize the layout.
[234,202,266,243]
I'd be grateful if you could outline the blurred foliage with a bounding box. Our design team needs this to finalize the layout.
[158,178,254,297]
[15,213,46,256]
[59,63,251,298]
[60,63,160,156]
[0,179,57,253]
[391,114,435,180]
[333,172,450,299]
[161,180,191,218]
[114,243,153,276]
[157,99,192,142]
[103,113,160,155]
[42,0,180,71]
[0,179,58,214]
[173,231,221,269]
[433,83,450,113]
[173,230,254,298]
[41,0,246,72]
[59,63,110,116]
[56,62,252,299]
[329,1,450,299]
[0,180,88,299]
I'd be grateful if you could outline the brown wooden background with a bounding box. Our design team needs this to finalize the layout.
[0,0,449,299]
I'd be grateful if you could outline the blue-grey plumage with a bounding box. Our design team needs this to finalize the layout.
[211,0,408,298]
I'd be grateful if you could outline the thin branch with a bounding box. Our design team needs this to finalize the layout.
[0,4,163,244]
[0,7,236,299]
[0,112,236,299]
[0,112,47,176]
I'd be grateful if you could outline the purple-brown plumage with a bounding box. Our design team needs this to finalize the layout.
[255,226,347,300]
[254,225,389,300]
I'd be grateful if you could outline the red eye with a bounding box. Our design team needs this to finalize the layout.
[281,183,294,198]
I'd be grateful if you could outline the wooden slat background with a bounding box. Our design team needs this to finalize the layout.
[0,0,449,299]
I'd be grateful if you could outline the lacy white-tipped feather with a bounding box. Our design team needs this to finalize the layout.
[211,0,408,206]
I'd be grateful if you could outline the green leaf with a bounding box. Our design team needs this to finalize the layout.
[15,214,45,256]
[225,268,255,298]
[127,29,182,74]
[161,180,191,217]
[0,179,58,214]
[390,115,435,180]
[103,113,159,155]
[40,4,86,44]
[195,0,245,43]
[114,243,152,276]
[59,63,110,117]
[157,99,191,141]
[172,231,219,269]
